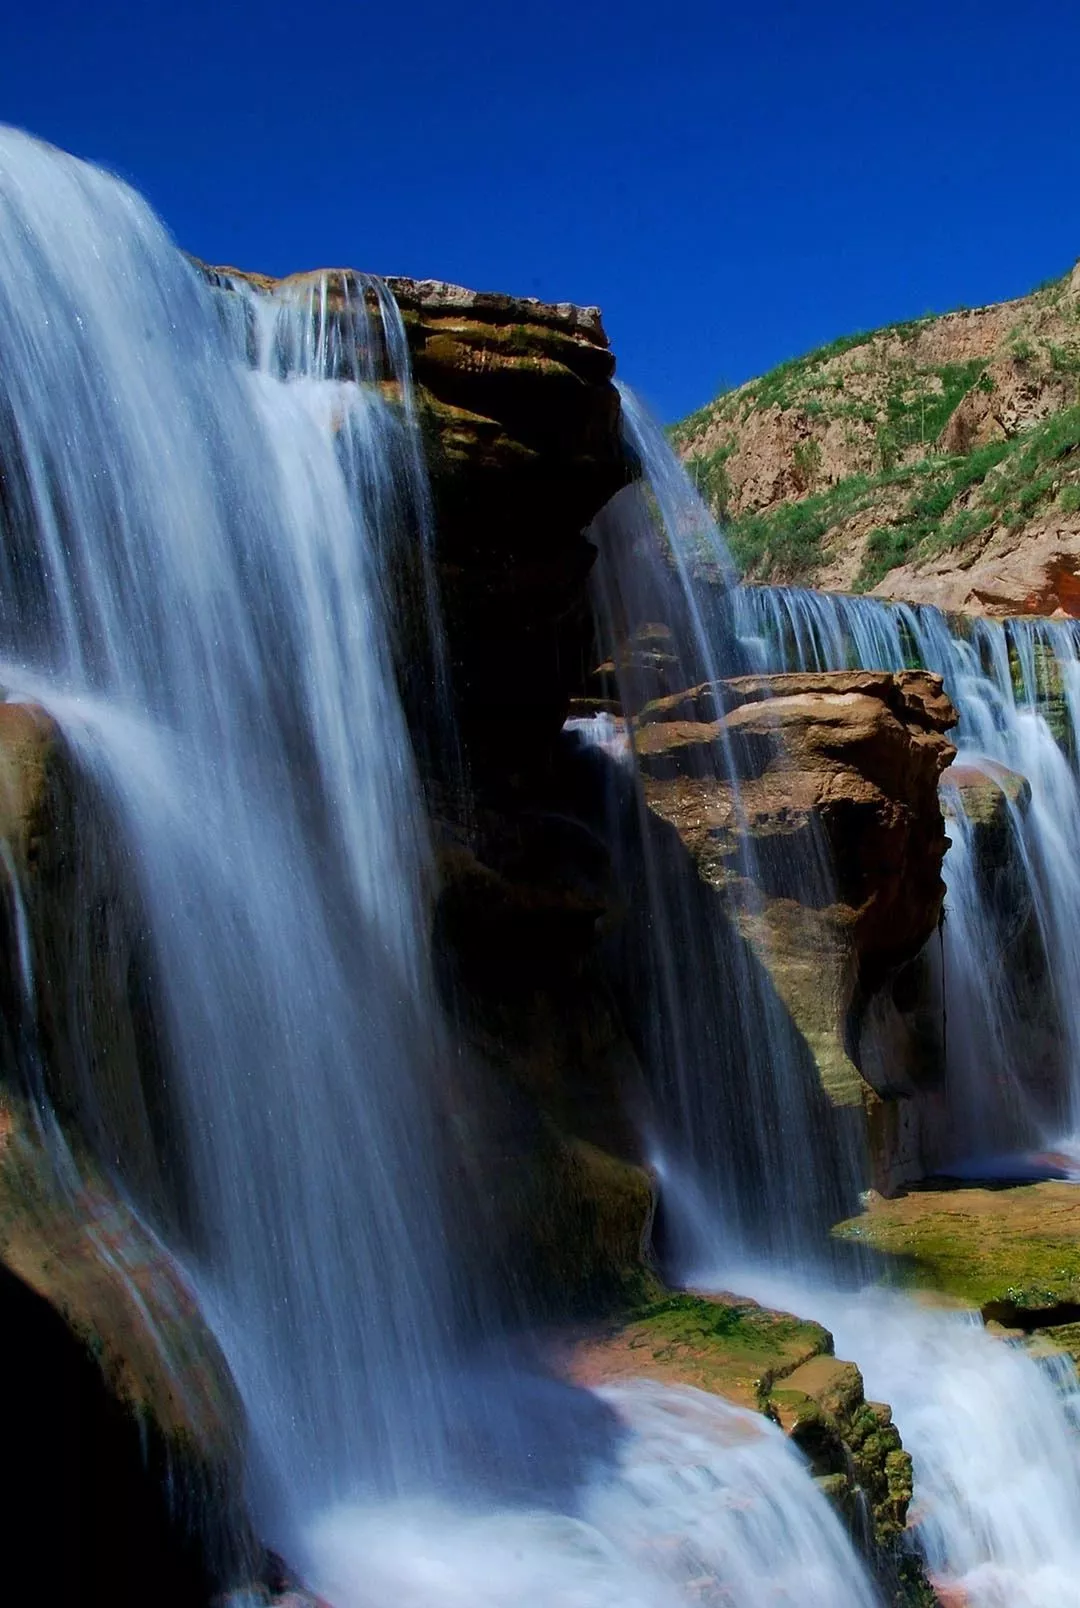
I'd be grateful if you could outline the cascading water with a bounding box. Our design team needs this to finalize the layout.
[583,387,865,1264]
[736,583,1080,1156]
[0,127,880,1608]
[309,1383,879,1608]
[690,1261,1080,1608]
[0,125,461,1553]
[588,391,1080,1607]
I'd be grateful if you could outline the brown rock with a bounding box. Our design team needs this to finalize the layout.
[637,669,957,1106]
[205,263,631,786]
[874,512,1080,616]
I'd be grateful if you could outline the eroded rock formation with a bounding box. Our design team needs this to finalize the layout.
[633,668,958,1107]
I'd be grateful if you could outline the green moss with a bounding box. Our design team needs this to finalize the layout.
[833,1182,1080,1312]
[623,1292,832,1400]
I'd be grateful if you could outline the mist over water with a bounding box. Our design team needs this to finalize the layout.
[309,1384,876,1608]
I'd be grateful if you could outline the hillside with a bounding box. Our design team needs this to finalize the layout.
[673,262,1080,613]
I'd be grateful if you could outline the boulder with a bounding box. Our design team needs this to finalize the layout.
[635,669,958,1107]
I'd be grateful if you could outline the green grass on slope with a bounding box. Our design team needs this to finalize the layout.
[856,404,1080,588]
[719,405,1080,589]
[723,466,913,580]
[669,318,935,448]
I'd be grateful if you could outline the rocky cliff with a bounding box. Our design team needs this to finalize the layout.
[673,260,1080,612]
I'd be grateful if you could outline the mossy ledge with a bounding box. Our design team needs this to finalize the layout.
[834,1181,1080,1330]
[562,1290,932,1600]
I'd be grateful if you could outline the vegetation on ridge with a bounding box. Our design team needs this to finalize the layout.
[674,262,1080,593]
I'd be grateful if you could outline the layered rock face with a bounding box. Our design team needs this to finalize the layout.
[211,265,630,783]
[633,668,958,1110]
[388,275,630,779]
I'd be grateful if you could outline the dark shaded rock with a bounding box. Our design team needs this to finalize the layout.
[206,264,632,790]
[0,702,251,1604]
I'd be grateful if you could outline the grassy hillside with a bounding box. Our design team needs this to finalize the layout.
[673,264,1080,595]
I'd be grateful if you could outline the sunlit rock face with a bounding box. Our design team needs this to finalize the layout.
[209,265,631,788]
[631,667,958,1108]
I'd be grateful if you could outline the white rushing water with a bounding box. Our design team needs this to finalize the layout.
[0,125,456,1551]
[308,1382,876,1608]
[0,128,884,1605]
[690,1263,1080,1608]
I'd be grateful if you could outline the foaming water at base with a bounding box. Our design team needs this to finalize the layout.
[306,1382,876,1608]
[691,1263,1080,1608]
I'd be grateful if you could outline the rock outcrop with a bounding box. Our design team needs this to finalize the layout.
[389,275,630,780]
[209,265,630,784]
[563,1290,927,1596]
[633,668,958,1108]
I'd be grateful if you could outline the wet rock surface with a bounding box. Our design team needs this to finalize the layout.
[635,668,958,1106]
[561,1288,926,1593]
[0,703,250,1604]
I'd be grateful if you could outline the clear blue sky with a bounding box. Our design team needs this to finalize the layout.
[3,0,1079,420]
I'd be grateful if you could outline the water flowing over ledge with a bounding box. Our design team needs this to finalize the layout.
[3,125,1080,1608]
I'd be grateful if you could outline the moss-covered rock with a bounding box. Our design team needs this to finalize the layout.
[568,1290,832,1407]
[565,1288,921,1578]
[834,1180,1080,1320]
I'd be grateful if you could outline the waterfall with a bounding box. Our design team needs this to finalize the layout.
[0,126,459,1552]
[585,387,865,1264]
[0,128,882,1608]
[593,392,1080,1607]
[308,1383,877,1608]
